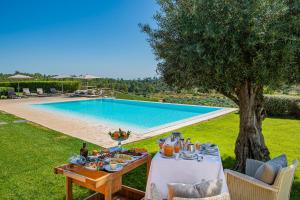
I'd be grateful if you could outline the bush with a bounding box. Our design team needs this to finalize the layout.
[0,87,14,96]
[264,95,300,117]
[0,81,80,93]
[163,96,237,108]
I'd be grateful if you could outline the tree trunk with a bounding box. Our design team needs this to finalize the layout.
[234,81,270,172]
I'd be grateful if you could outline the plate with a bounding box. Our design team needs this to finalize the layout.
[181,153,197,160]
[84,166,98,171]
[160,153,176,159]
[103,164,123,172]
[110,158,128,165]
[115,154,134,162]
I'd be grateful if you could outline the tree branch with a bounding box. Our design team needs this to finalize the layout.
[220,91,239,105]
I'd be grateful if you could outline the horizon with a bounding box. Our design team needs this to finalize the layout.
[0,0,159,79]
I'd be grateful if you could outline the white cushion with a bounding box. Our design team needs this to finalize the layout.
[168,179,223,198]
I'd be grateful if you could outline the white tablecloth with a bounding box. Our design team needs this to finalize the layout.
[145,152,228,199]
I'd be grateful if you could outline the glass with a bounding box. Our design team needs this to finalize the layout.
[174,143,180,153]
[195,142,201,151]
[163,144,174,157]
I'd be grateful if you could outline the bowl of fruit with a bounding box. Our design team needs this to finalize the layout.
[108,128,131,148]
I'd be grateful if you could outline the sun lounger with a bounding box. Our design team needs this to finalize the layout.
[23,88,37,97]
[7,89,21,99]
[36,88,48,97]
[69,89,101,98]
[50,88,61,96]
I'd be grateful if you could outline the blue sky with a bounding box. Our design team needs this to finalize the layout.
[0,0,159,79]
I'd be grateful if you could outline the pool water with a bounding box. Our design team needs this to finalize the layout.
[33,98,221,132]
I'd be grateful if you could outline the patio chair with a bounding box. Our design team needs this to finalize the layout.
[225,159,298,200]
[50,88,60,96]
[7,89,20,99]
[23,88,37,97]
[36,88,48,97]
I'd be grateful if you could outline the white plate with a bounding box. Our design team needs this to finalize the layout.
[160,153,176,159]
[84,166,98,171]
[103,164,123,172]
[181,154,197,160]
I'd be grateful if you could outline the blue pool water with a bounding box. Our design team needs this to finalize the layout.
[33,99,221,131]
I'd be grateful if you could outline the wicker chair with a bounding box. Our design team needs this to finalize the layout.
[225,159,298,200]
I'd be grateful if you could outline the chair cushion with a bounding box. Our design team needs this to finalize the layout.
[150,183,163,200]
[254,154,287,185]
[168,179,223,198]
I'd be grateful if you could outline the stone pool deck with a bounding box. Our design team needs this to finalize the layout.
[0,96,237,148]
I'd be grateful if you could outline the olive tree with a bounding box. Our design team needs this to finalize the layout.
[141,0,299,171]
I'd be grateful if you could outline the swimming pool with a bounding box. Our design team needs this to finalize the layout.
[33,98,222,132]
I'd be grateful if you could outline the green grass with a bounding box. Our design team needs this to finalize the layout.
[0,111,299,199]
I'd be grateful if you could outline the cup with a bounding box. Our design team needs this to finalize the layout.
[110,161,118,170]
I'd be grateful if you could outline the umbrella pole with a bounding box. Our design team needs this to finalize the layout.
[62,83,64,93]
[17,82,20,93]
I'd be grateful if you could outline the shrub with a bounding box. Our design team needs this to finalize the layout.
[264,95,300,117]
[0,87,14,96]
[163,96,237,108]
[0,81,80,93]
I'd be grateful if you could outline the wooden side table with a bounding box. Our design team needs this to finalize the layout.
[54,155,151,200]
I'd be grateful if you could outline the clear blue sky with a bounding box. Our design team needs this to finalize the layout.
[0,0,159,79]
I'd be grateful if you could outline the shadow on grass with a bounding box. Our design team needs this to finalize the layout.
[222,155,236,169]
[290,176,300,200]
[266,115,300,120]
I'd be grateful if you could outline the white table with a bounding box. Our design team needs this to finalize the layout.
[145,151,228,199]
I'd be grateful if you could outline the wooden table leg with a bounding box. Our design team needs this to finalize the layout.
[104,180,112,200]
[66,177,72,200]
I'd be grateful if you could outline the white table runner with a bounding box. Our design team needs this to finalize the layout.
[145,152,228,199]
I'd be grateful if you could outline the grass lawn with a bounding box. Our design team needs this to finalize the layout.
[0,111,299,199]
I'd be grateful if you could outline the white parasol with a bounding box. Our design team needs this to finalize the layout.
[8,74,33,93]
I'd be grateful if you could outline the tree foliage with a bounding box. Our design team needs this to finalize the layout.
[141,0,300,171]
[141,0,299,103]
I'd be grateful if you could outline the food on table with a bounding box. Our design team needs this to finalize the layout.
[130,148,147,153]
[163,144,174,157]
[84,162,98,171]
[122,150,143,157]
[110,158,126,164]
[115,154,133,161]
[102,148,110,153]
[108,128,131,140]
[92,150,98,156]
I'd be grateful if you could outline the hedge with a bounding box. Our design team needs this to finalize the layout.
[264,95,300,117]
[0,81,80,93]
[163,96,237,108]
[0,87,14,96]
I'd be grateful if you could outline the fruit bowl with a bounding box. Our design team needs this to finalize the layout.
[108,128,131,148]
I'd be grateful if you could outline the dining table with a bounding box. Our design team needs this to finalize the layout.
[145,147,229,199]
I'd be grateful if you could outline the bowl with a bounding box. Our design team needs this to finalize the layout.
[183,151,194,158]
